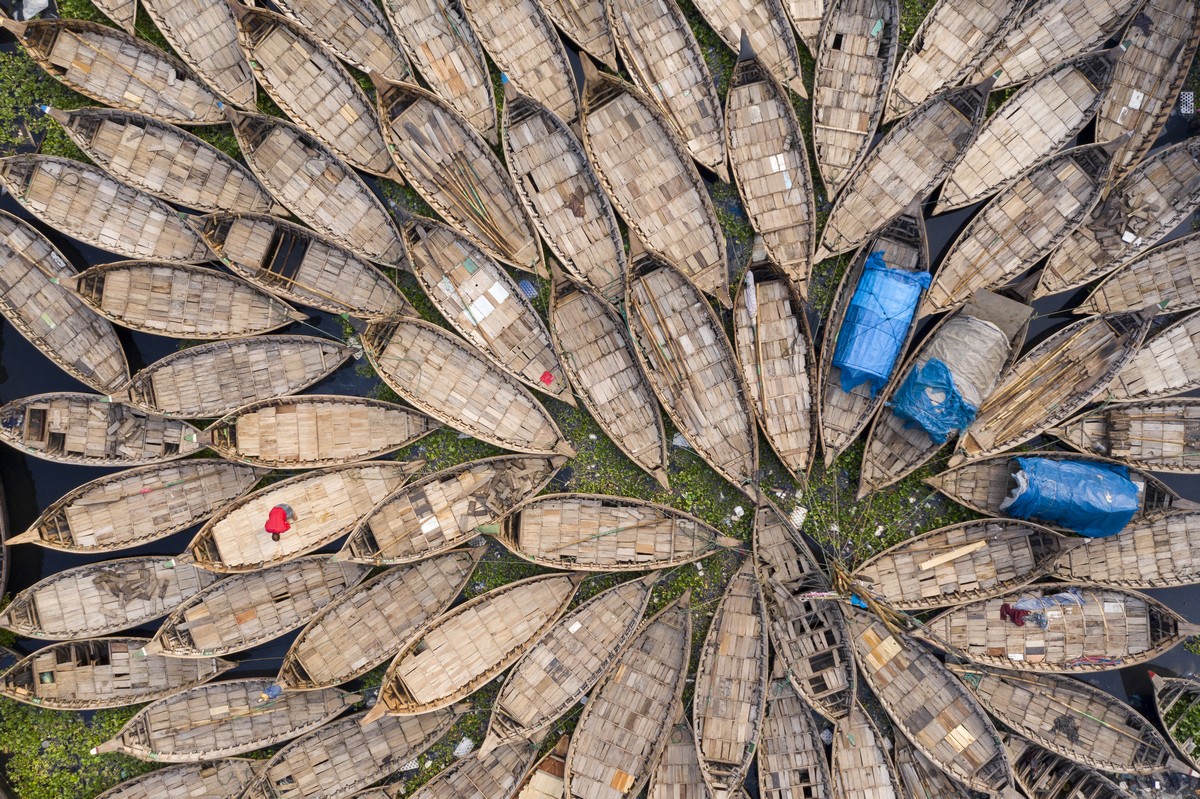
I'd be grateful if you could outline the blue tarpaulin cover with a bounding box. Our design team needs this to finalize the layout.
[889,358,977,443]
[832,252,930,397]
[1000,457,1140,538]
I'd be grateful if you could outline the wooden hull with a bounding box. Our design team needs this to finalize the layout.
[1054,399,1200,473]
[891,734,971,799]
[140,0,255,108]
[1151,673,1200,775]
[1110,309,1200,401]
[409,740,538,799]
[1050,511,1200,588]
[830,705,902,799]
[690,0,806,97]
[95,760,257,799]
[540,0,616,67]
[92,0,136,33]
[758,679,832,799]
[271,0,413,83]
[1003,734,1136,799]
[648,721,707,799]
[1079,233,1200,314]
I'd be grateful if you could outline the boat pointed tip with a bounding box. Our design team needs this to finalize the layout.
[854,483,873,501]
[5,528,42,546]
[650,467,669,489]
[556,390,578,408]
[812,247,832,264]
[640,571,661,587]
[712,162,731,183]
[91,739,120,755]
[0,16,27,36]
[568,571,588,586]
[714,284,733,309]
[361,701,389,726]
[675,589,692,606]
[475,733,502,759]
[736,30,755,62]
[365,69,392,97]
[715,535,741,549]
[789,75,809,99]
[554,441,576,458]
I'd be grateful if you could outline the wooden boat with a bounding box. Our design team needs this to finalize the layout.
[936,48,1121,214]
[92,0,136,33]
[689,0,807,99]
[0,556,217,640]
[340,455,564,566]
[497,494,735,571]
[1151,673,1200,774]
[149,556,370,658]
[1109,310,1200,401]
[0,155,211,264]
[846,611,1012,795]
[270,0,412,84]
[0,210,128,393]
[815,79,991,261]
[785,0,823,51]
[514,736,570,799]
[830,704,902,799]
[1078,233,1200,314]
[579,59,729,304]
[9,460,262,554]
[375,78,542,276]
[202,395,436,469]
[725,43,817,298]
[818,208,929,465]
[0,638,231,710]
[406,219,571,403]
[229,4,394,177]
[953,309,1157,461]
[608,0,728,179]
[758,678,832,799]
[627,247,755,489]
[366,573,582,720]
[0,16,224,124]
[140,0,255,108]
[68,262,303,340]
[94,760,258,799]
[93,679,359,762]
[1050,511,1200,588]
[0,392,202,467]
[811,0,900,198]
[648,720,709,799]
[563,595,692,799]
[851,519,1074,611]
[892,733,971,799]
[547,268,666,484]
[119,336,353,419]
[197,213,412,319]
[1038,137,1200,298]
[409,740,538,799]
[1003,734,1135,799]
[858,289,1032,497]
[278,549,484,690]
[1053,399,1200,473]
[188,461,423,573]
[225,108,408,267]
[752,502,855,720]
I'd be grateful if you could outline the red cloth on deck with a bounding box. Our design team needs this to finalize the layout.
[265,506,291,535]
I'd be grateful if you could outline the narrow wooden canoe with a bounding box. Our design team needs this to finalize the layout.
[648,720,709,799]
[785,0,823,51]
[271,0,413,84]
[1151,673,1200,774]
[226,108,408,267]
[937,48,1121,214]
[10,460,262,554]
[758,678,832,799]
[514,736,570,799]
[94,760,258,799]
[375,78,543,276]
[1038,137,1200,298]
[362,318,572,456]
[409,740,539,799]
[92,0,136,33]
[93,679,359,762]
[811,0,900,198]
[367,573,582,719]
[0,556,217,640]
[0,638,232,710]
[892,733,971,799]
[851,519,1075,611]
[0,392,202,466]
[203,395,436,469]
[140,0,255,108]
[0,17,224,124]
[406,218,571,403]
[1053,399,1200,473]
[1109,309,1200,401]
[819,208,929,466]
[229,4,394,177]
[1078,233,1200,314]
[579,60,729,304]
[726,44,817,298]
[149,556,369,657]
[68,262,303,339]
[548,268,666,484]
[831,704,902,799]
[119,336,354,419]
[540,0,616,66]
[0,155,211,264]
[563,595,692,799]
[197,213,412,319]
[689,0,807,98]
[752,502,855,720]
[188,461,423,573]
[0,210,129,393]
[278,548,483,690]
[1050,511,1200,588]
[1004,734,1137,799]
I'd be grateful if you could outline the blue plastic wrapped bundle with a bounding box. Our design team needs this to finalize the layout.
[832,252,931,397]
[889,358,976,443]
[999,457,1141,538]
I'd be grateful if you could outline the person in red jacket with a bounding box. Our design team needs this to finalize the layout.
[265,504,295,542]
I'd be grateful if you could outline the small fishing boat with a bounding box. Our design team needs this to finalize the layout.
[785,0,823,51]
[92,0,135,33]
[830,704,903,799]
[0,556,217,640]
[1151,672,1200,774]
[936,48,1121,213]
[1003,734,1137,799]
[953,309,1157,461]
[140,0,255,108]
[277,548,484,690]
[197,213,413,318]
[68,261,304,339]
[648,720,709,799]
[689,0,807,99]
[340,455,565,566]
[811,0,900,198]
[514,736,570,799]
[0,392,202,467]
[202,395,437,469]
[0,210,128,393]
[225,108,408,267]
[409,740,538,799]
[563,595,692,799]
[366,573,582,720]
[270,0,413,84]
[0,155,211,264]
[188,461,423,573]
[1049,511,1200,588]
[1109,310,1200,401]
[93,679,359,762]
[406,218,571,403]
[94,760,257,799]
[0,16,224,124]
[375,78,542,276]
[892,733,971,799]
[1078,233,1200,314]
[149,556,370,658]
[758,678,832,799]
[119,336,353,419]
[362,317,573,456]
[579,60,729,304]
[9,460,262,554]
[0,638,232,710]
[1053,399,1200,473]
[851,519,1074,610]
